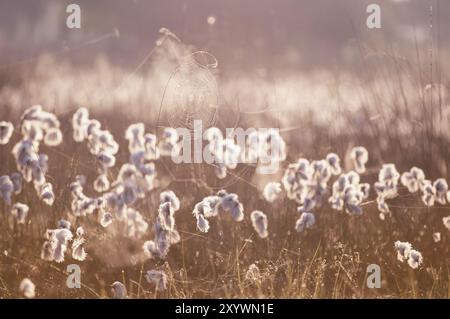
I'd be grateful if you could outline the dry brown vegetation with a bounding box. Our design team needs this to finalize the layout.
[1,32,450,299]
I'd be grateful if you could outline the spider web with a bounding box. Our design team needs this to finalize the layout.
[159,51,219,132]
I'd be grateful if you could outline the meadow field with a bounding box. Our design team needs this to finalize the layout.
[1,1,450,299]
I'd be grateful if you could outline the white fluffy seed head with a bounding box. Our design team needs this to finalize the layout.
[10,172,23,195]
[44,128,63,146]
[250,210,268,238]
[394,240,412,262]
[100,210,113,228]
[433,178,448,205]
[42,228,74,263]
[125,123,145,153]
[263,182,282,203]
[245,263,261,283]
[401,167,425,193]
[230,202,244,222]
[160,190,180,211]
[0,121,14,145]
[143,240,158,259]
[159,127,180,156]
[379,164,400,183]
[442,215,450,230]
[350,146,368,174]
[433,232,441,243]
[111,281,127,299]
[97,151,116,169]
[11,203,29,224]
[94,173,110,193]
[196,214,210,233]
[144,133,160,160]
[72,107,90,142]
[377,197,390,216]
[326,152,342,175]
[125,208,148,238]
[158,202,175,231]
[72,237,87,261]
[145,270,168,291]
[19,278,35,298]
[295,212,315,233]
[407,249,423,269]
[39,182,55,206]
[0,175,14,205]
[202,196,221,217]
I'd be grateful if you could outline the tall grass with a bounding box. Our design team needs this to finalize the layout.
[0,34,449,299]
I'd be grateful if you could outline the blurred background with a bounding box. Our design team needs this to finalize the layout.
[1,1,450,298]
[1,0,449,71]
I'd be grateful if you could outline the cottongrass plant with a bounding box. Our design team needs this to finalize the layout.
[443,216,450,230]
[72,107,119,193]
[69,175,101,217]
[433,232,441,243]
[41,225,74,263]
[10,172,23,195]
[329,171,370,216]
[281,152,370,231]
[126,123,160,161]
[38,182,55,206]
[111,281,127,299]
[69,114,160,239]
[41,219,88,264]
[125,208,149,239]
[4,28,450,298]
[191,190,246,233]
[19,278,35,298]
[394,241,412,262]
[145,269,168,291]
[2,101,450,298]
[0,121,14,145]
[282,157,330,206]
[407,249,424,269]
[160,190,181,212]
[433,178,448,205]
[57,219,71,230]
[11,203,29,224]
[295,212,315,233]
[217,190,244,222]
[72,226,87,261]
[158,127,180,157]
[394,241,423,269]
[241,129,287,174]
[245,263,261,284]
[401,167,426,193]
[192,195,221,232]
[374,164,400,219]
[250,210,268,238]
[262,182,282,203]
[204,127,241,179]
[203,127,288,178]
[10,105,61,207]
[268,147,449,234]
[143,191,181,259]
[421,180,436,207]
[399,166,450,208]
[350,146,368,174]
[100,209,113,228]
[20,105,62,147]
[0,175,14,205]
[326,153,342,175]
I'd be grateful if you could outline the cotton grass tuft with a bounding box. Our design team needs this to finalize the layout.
[19,278,35,298]
[250,210,268,238]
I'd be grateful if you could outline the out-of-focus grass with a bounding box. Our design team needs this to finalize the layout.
[0,39,450,298]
